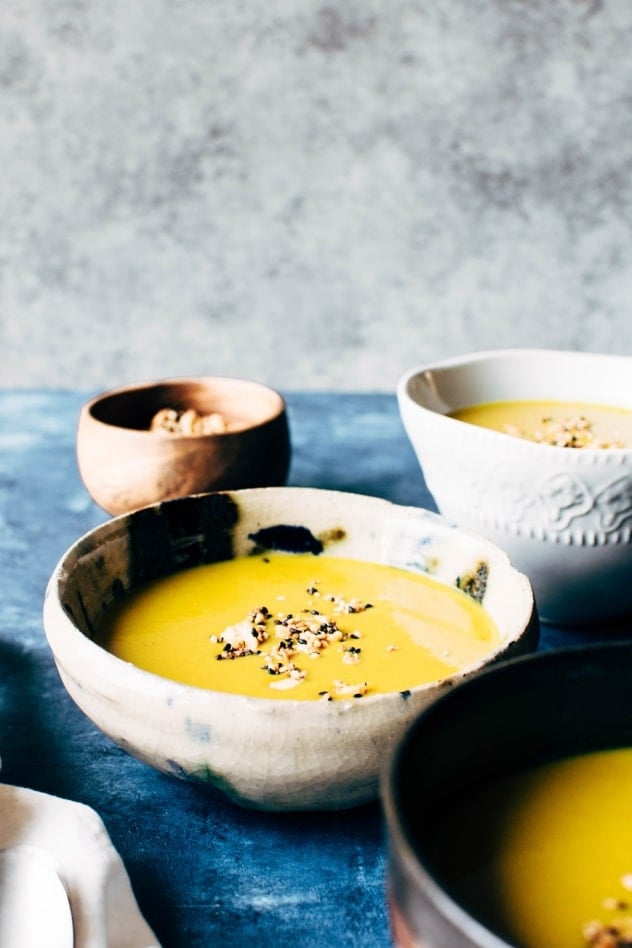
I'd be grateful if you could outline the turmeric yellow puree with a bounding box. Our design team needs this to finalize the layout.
[96,553,500,701]
[434,747,632,948]
[450,399,632,448]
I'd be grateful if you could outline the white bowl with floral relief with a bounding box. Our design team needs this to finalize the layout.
[398,349,632,625]
[43,488,537,811]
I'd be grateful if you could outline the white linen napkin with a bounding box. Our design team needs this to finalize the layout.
[0,784,160,948]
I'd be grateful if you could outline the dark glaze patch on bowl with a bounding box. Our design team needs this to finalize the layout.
[456,561,489,603]
[127,492,239,585]
[248,524,324,555]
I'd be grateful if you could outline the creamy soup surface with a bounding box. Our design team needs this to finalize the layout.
[431,746,632,948]
[95,552,501,701]
[450,399,632,448]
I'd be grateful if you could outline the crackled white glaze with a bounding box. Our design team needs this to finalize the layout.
[43,488,537,811]
[398,349,632,624]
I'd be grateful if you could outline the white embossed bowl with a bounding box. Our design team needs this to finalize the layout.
[43,488,538,811]
[398,349,632,625]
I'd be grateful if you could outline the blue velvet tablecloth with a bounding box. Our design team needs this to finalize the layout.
[1,390,629,947]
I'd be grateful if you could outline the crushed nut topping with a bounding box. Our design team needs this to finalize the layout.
[603,898,629,912]
[214,607,270,660]
[342,646,362,665]
[269,676,304,691]
[583,916,632,946]
[333,679,369,698]
[504,414,624,449]
[583,877,632,946]
[210,579,377,697]
[333,596,373,614]
[150,407,232,436]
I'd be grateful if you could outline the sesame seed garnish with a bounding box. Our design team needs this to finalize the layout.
[503,414,624,449]
[210,576,377,698]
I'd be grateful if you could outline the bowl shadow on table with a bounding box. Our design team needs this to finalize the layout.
[539,606,632,648]
[0,641,47,838]
[0,638,168,935]
[0,638,71,798]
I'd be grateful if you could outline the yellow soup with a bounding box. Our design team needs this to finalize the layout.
[95,553,501,701]
[432,747,632,948]
[450,399,632,449]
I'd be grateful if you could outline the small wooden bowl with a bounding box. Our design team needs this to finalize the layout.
[77,377,291,515]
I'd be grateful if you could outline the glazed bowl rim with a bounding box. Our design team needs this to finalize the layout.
[397,347,632,457]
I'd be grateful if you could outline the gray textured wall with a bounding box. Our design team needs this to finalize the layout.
[2,0,631,392]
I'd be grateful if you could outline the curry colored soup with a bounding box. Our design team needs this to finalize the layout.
[450,399,632,448]
[95,553,501,701]
[431,747,632,948]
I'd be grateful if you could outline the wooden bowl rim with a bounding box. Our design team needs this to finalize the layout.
[80,376,287,436]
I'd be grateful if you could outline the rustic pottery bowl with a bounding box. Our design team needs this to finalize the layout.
[43,487,538,811]
[382,641,632,948]
[398,349,632,625]
[77,377,291,515]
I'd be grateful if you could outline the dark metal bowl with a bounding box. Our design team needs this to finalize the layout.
[382,641,632,947]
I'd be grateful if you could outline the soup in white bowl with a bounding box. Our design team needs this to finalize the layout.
[398,349,632,624]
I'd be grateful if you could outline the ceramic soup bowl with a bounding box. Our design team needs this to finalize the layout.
[398,348,632,624]
[43,487,538,811]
